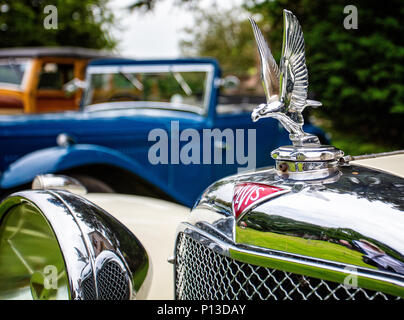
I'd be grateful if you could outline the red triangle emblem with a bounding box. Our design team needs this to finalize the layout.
[232,183,288,220]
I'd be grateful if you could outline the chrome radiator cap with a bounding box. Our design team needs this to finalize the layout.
[271,144,344,180]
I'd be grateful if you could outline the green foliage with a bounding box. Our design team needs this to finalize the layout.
[312,116,395,156]
[0,0,116,49]
[246,0,404,148]
[180,6,256,78]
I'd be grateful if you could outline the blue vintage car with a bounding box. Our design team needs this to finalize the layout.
[0,58,327,207]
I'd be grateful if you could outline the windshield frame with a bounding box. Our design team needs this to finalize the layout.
[82,63,215,116]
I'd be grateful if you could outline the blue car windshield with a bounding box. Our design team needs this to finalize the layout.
[83,67,209,112]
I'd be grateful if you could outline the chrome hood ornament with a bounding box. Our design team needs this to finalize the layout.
[250,10,321,146]
[250,10,343,180]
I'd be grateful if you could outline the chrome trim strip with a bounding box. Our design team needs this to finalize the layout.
[344,150,404,161]
[84,101,205,115]
[47,190,102,299]
[87,64,214,74]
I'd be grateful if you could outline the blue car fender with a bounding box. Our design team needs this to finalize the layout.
[0,144,161,193]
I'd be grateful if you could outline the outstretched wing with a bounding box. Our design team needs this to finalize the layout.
[279,10,308,111]
[249,18,280,103]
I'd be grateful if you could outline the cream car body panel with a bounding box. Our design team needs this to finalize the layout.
[352,153,404,178]
[84,193,190,300]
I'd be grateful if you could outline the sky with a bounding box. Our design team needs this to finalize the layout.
[109,0,244,58]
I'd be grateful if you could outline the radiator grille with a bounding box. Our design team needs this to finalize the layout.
[82,273,97,300]
[97,261,130,300]
[175,233,400,300]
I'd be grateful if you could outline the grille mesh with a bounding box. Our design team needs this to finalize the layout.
[175,233,400,300]
[97,261,130,300]
[82,273,97,300]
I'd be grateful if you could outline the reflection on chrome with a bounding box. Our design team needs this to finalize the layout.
[32,174,87,195]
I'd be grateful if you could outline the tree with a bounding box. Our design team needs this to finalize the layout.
[0,0,116,49]
[180,6,256,79]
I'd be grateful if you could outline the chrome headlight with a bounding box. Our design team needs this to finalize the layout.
[0,190,150,300]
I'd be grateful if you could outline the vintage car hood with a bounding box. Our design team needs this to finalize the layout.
[83,193,190,300]
[189,158,404,279]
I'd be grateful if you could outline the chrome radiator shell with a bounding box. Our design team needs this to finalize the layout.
[174,164,404,299]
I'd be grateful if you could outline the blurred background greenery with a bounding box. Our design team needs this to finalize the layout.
[0,0,116,49]
[0,0,403,155]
